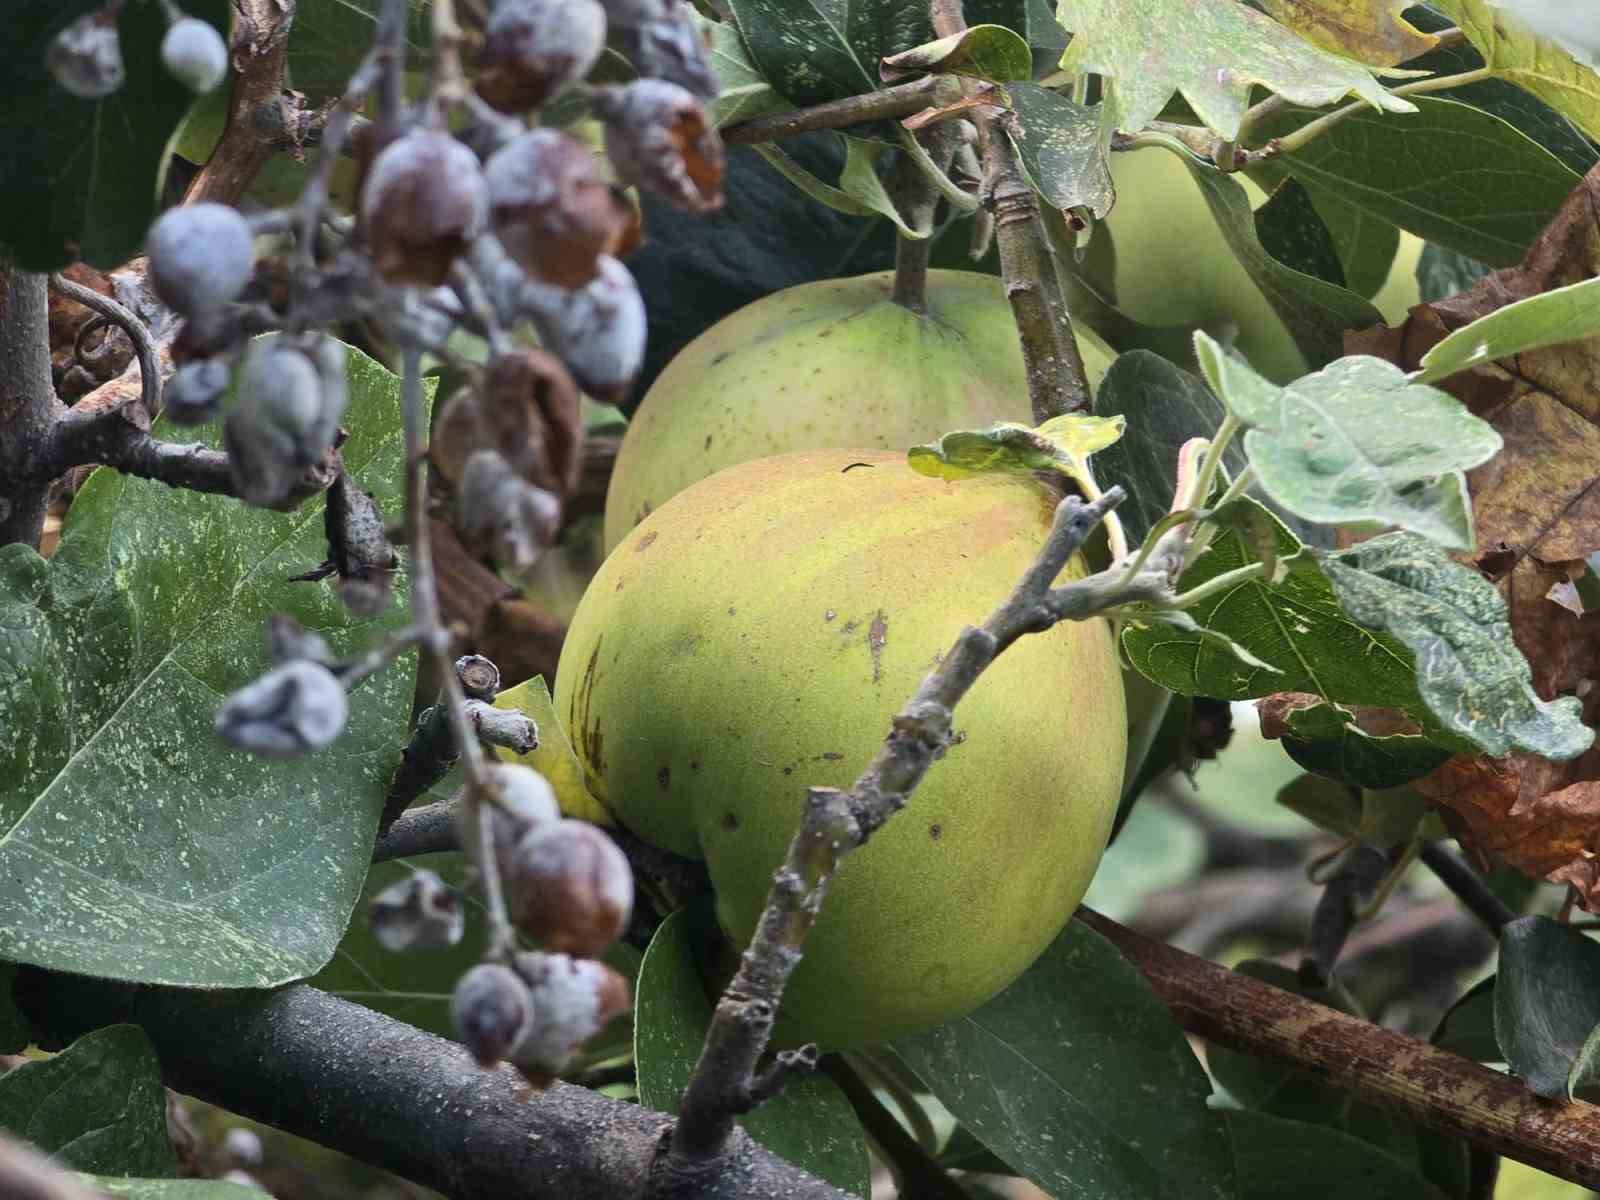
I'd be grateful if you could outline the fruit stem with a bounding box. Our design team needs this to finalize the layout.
[889,123,962,314]
[892,234,932,314]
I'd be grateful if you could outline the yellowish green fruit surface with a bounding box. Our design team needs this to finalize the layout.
[602,269,1115,553]
[558,449,1126,1047]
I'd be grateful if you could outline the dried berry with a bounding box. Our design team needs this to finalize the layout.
[455,449,563,569]
[432,349,581,495]
[476,0,606,113]
[455,762,561,878]
[595,80,724,213]
[505,820,633,957]
[47,8,125,99]
[602,0,717,100]
[161,16,228,94]
[163,358,230,425]
[146,203,255,316]
[485,129,634,288]
[263,614,333,668]
[508,952,631,1086]
[225,335,347,507]
[451,962,534,1066]
[290,463,399,618]
[214,660,348,758]
[360,129,489,287]
[522,257,646,404]
[369,870,466,952]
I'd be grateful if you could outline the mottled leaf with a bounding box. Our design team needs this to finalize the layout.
[1430,0,1600,142]
[1417,276,1600,383]
[1188,162,1383,369]
[1055,0,1414,139]
[752,136,924,236]
[0,1025,175,1176]
[1006,84,1115,218]
[881,24,1032,83]
[1495,915,1600,1099]
[1224,1110,1449,1200]
[1252,98,1582,269]
[492,676,611,825]
[0,1,228,270]
[1277,702,1453,791]
[908,413,1124,493]
[1254,178,1346,288]
[85,1182,264,1200]
[1195,334,1503,550]
[635,905,869,1196]
[0,346,419,986]
[1257,0,1437,65]
[699,12,792,128]
[726,0,928,107]
[894,920,1235,1200]
[1319,533,1595,759]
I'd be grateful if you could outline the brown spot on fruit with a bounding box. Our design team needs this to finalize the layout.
[868,610,888,684]
[721,812,739,831]
[929,824,942,841]
[819,751,844,762]
[657,765,671,789]
[704,434,713,450]
[634,531,658,553]
[690,759,701,771]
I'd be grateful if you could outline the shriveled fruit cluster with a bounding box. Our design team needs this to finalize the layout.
[560,449,1127,1048]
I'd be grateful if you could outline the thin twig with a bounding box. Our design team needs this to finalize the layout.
[48,273,163,418]
[821,1056,969,1200]
[373,797,460,862]
[721,76,958,145]
[1420,842,1516,935]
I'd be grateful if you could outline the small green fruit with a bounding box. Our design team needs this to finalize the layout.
[557,449,1125,1047]
[602,269,1115,552]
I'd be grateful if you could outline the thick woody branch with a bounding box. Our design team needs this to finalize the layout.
[0,269,63,548]
[11,974,851,1200]
[666,488,1127,1175]
[929,0,1091,420]
[1077,908,1600,1190]
[721,76,959,145]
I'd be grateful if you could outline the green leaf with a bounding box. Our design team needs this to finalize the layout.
[1429,0,1600,144]
[0,1,229,270]
[1495,916,1600,1099]
[286,0,431,101]
[1256,0,1438,65]
[698,11,792,128]
[1224,1110,1449,1200]
[973,0,1069,79]
[1432,976,1501,1063]
[726,0,928,107]
[1195,336,1503,551]
[83,1181,264,1200]
[1416,243,1493,304]
[0,966,27,1054]
[1275,772,1363,837]
[1417,276,1600,383]
[1187,161,1383,369]
[0,1025,175,1176]
[635,905,870,1196]
[907,414,1124,494]
[1005,85,1115,218]
[1298,184,1401,300]
[894,920,1235,1200]
[0,345,420,987]
[1253,98,1582,269]
[1055,0,1413,140]
[1277,703,1452,791]
[1091,352,1246,550]
[1319,533,1595,760]
[881,24,1032,83]
[1253,178,1346,289]
[311,849,640,1067]
[491,676,612,826]
[751,136,925,236]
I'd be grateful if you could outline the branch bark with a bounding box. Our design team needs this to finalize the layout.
[721,76,959,146]
[0,269,64,548]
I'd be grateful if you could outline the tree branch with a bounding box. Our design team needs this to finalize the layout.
[665,488,1128,1177]
[11,974,852,1200]
[48,273,162,419]
[1077,907,1600,1190]
[0,269,64,548]
[721,76,959,146]
[1420,841,1516,935]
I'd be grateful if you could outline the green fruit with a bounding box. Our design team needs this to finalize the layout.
[602,269,1115,553]
[558,449,1126,1047]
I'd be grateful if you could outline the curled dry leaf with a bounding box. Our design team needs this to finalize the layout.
[1346,161,1600,902]
[596,80,725,213]
[432,349,583,497]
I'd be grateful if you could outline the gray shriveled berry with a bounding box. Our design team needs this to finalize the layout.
[508,952,631,1087]
[47,9,125,99]
[455,449,563,569]
[595,79,723,212]
[601,0,717,101]
[455,762,561,879]
[214,659,348,757]
[476,0,606,113]
[360,129,489,287]
[146,203,255,316]
[368,870,466,952]
[225,334,347,507]
[163,358,231,425]
[521,257,646,405]
[451,962,534,1067]
[505,819,633,957]
[484,129,634,288]
[162,16,229,93]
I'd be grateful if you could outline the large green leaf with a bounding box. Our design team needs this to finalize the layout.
[699,11,792,128]
[0,0,229,270]
[1194,336,1503,551]
[725,0,931,107]
[1254,98,1582,269]
[1319,534,1595,760]
[1275,703,1452,791]
[1416,276,1600,383]
[0,345,419,987]
[0,1025,175,1177]
[1056,0,1412,139]
[634,905,870,1196]
[1252,178,1346,289]
[1006,84,1115,217]
[286,0,432,101]
[894,920,1235,1200]
[1223,1110,1449,1200]
[1495,917,1600,1100]
[1187,162,1383,369]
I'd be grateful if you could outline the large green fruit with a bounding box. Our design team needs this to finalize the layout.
[558,449,1126,1047]
[602,269,1115,552]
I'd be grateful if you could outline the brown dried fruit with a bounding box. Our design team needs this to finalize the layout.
[476,0,606,113]
[360,129,489,287]
[504,819,633,956]
[485,129,635,287]
[431,349,583,496]
[595,79,724,213]
[508,951,631,1087]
